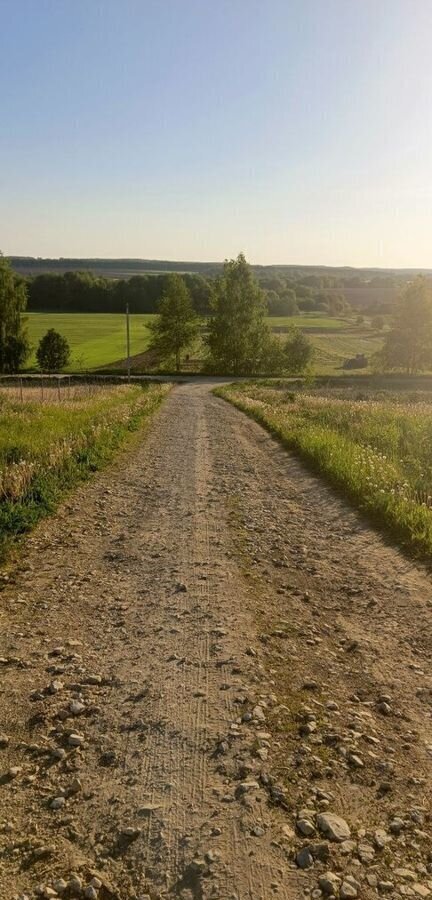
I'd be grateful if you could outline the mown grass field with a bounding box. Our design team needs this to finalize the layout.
[0,382,169,560]
[216,381,432,558]
[309,331,384,374]
[25,313,156,371]
[267,317,386,375]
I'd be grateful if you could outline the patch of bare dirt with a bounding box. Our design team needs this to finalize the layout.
[101,347,160,372]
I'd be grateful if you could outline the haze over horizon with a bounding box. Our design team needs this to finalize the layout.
[1,0,431,268]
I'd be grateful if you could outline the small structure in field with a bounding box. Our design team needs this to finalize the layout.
[343,353,368,370]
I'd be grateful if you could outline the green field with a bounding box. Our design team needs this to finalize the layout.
[309,332,384,373]
[265,315,386,374]
[26,313,155,371]
[25,312,386,374]
[216,382,432,558]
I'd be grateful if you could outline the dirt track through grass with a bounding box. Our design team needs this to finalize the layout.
[1,383,432,899]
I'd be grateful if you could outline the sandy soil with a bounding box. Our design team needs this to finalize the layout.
[0,383,431,900]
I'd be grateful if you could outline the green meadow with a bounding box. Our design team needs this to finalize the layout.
[309,331,385,374]
[25,313,155,371]
[24,312,386,374]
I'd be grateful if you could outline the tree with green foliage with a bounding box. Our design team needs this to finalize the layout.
[36,329,71,373]
[0,254,29,372]
[279,288,299,316]
[4,334,30,373]
[283,326,314,374]
[371,315,385,330]
[265,287,298,316]
[264,290,281,315]
[259,275,286,294]
[148,274,198,371]
[207,253,270,375]
[258,333,287,374]
[376,277,432,374]
[183,273,215,314]
[325,291,350,316]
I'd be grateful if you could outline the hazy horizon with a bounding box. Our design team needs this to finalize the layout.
[2,0,432,268]
[7,253,432,274]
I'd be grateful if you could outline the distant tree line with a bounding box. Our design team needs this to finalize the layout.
[9,257,222,276]
[15,266,410,318]
[9,256,419,287]
[258,273,352,316]
[24,268,356,317]
[26,271,215,315]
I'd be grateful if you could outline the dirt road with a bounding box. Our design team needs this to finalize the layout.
[1,384,432,900]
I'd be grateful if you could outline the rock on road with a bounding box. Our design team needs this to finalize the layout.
[1,383,432,900]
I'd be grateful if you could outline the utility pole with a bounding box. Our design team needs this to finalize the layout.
[126,302,131,383]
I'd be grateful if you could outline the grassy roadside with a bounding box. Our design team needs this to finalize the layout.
[0,383,169,563]
[215,382,432,559]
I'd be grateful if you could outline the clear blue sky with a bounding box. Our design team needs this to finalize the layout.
[1,0,431,266]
